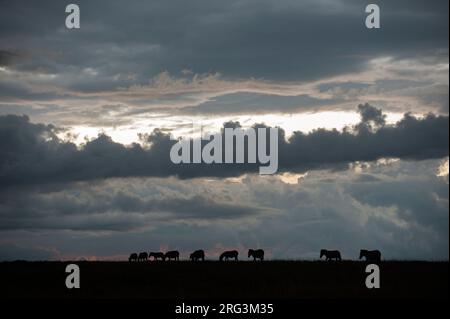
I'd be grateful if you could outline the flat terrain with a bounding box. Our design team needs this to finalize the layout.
[0,261,447,299]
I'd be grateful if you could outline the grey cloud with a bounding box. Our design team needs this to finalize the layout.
[180,92,342,115]
[0,106,448,187]
[0,50,19,67]
[349,177,448,233]
[0,187,262,231]
[1,159,447,260]
[0,242,55,261]
[0,81,60,102]
[357,103,386,127]
[0,0,447,122]
[0,0,447,85]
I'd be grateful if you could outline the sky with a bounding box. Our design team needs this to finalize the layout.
[0,0,448,261]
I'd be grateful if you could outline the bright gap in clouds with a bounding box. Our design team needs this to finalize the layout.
[68,111,405,145]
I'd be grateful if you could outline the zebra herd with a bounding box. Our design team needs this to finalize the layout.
[128,250,180,262]
[128,249,264,262]
[320,249,382,262]
[128,249,382,262]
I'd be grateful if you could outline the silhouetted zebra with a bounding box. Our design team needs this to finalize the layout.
[128,253,138,262]
[220,250,238,261]
[359,249,381,262]
[165,250,180,261]
[149,252,165,261]
[190,250,205,261]
[248,249,264,261]
[138,252,148,262]
[320,249,341,261]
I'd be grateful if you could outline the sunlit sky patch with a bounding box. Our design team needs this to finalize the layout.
[67,111,406,145]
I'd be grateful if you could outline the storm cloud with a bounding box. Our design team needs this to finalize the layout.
[1,0,447,82]
[0,159,447,260]
[0,105,448,187]
[0,0,448,123]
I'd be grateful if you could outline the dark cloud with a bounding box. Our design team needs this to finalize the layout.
[179,92,342,115]
[0,0,447,121]
[1,159,447,260]
[0,50,19,67]
[0,81,60,102]
[0,242,55,261]
[0,0,447,85]
[0,106,448,187]
[357,103,387,128]
[0,186,263,231]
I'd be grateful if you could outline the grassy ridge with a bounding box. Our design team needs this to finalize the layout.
[0,261,447,299]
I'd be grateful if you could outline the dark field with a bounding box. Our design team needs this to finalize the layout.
[0,261,447,299]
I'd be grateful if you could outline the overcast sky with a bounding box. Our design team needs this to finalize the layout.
[0,0,448,260]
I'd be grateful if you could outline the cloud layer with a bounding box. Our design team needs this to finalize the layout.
[0,158,447,260]
[0,0,448,129]
[0,105,447,188]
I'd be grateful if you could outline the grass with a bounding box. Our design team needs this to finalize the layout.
[0,260,447,299]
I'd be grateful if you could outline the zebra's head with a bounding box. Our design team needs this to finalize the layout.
[359,250,367,259]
